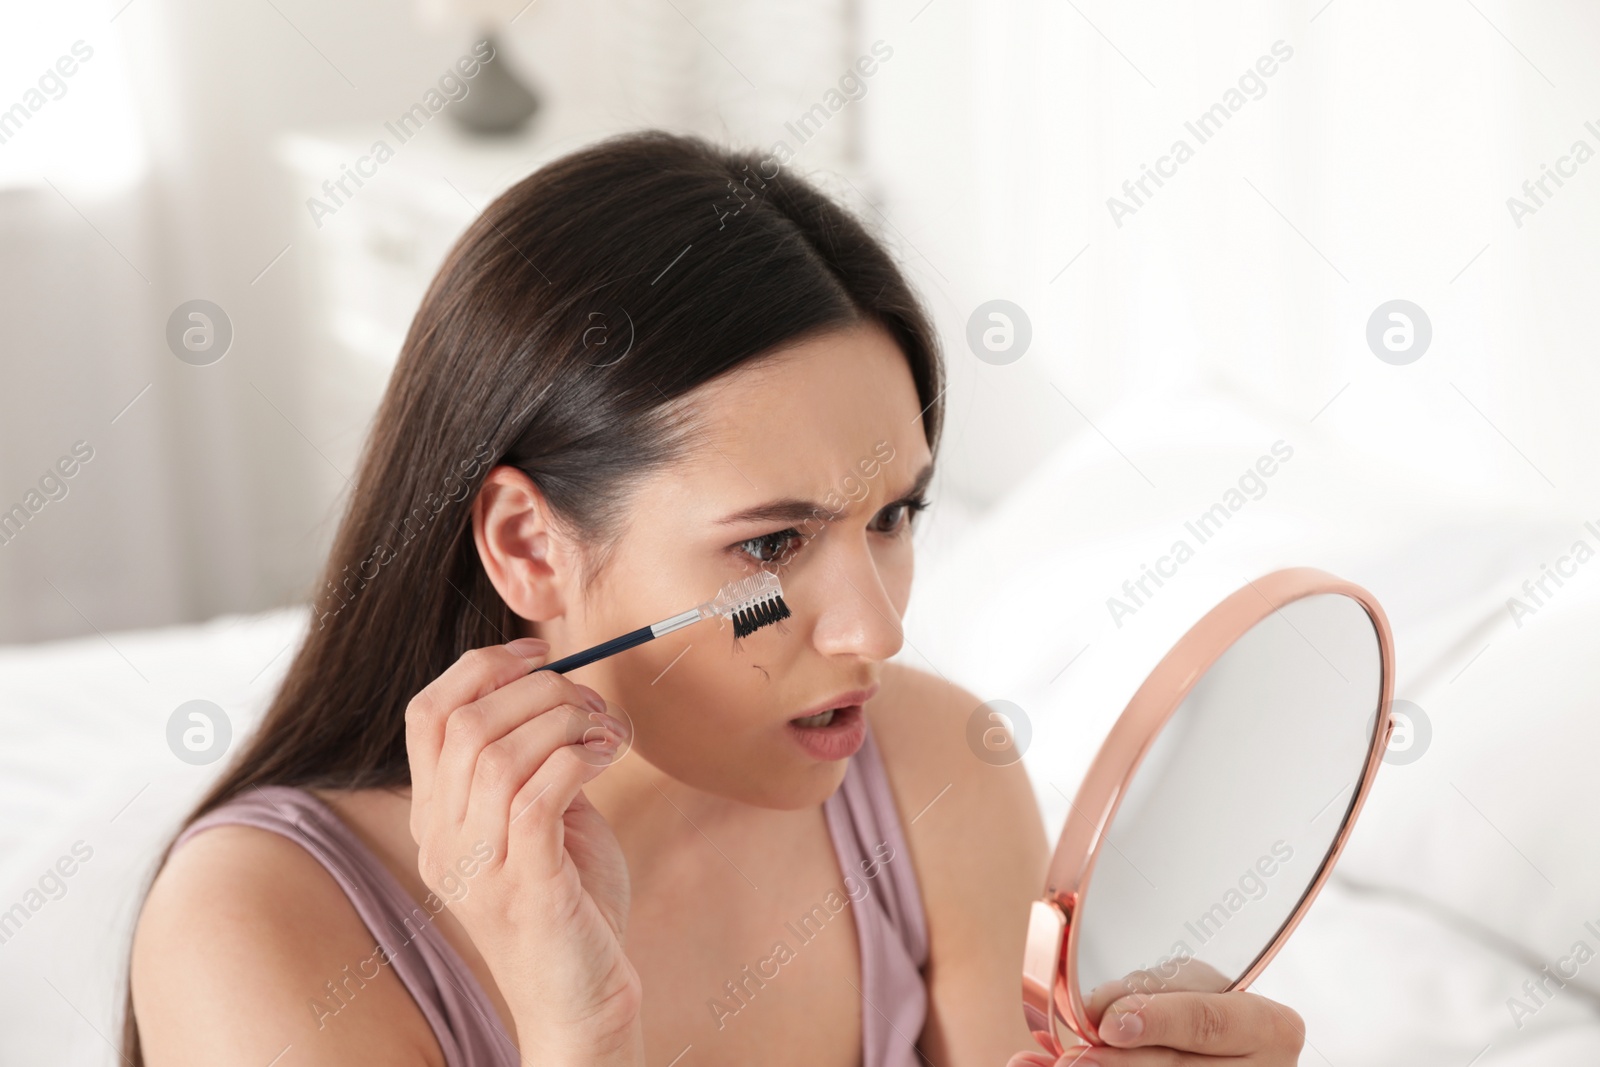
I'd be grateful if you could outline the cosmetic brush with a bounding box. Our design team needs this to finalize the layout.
[533,570,791,675]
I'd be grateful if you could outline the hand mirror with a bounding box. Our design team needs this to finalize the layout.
[1021,567,1395,1053]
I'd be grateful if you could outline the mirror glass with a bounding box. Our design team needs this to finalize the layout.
[1072,592,1384,1003]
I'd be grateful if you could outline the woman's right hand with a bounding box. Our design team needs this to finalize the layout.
[404,636,642,1066]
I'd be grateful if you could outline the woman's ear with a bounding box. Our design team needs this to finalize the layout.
[471,465,576,623]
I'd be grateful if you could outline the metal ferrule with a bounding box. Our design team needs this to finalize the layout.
[650,608,704,637]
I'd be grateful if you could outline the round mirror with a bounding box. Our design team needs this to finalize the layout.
[1021,567,1394,1053]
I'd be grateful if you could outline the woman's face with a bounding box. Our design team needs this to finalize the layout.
[493,321,935,810]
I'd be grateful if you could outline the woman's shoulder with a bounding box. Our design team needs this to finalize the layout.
[867,661,1049,883]
[866,662,1053,1058]
[131,811,437,1064]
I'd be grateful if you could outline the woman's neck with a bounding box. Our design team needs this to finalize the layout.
[581,744,756,876]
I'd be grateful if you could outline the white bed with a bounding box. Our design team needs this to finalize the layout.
[4,386,1598,1064]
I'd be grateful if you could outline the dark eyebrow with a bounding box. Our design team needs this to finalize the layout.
[712,461,935,528]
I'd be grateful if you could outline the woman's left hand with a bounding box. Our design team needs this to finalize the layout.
[1005,988,1306,1066]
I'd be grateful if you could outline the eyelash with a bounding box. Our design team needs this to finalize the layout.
[734,496,931,567]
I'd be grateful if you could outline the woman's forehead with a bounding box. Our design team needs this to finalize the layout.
[700,324,920,445]
[644,325,932,521]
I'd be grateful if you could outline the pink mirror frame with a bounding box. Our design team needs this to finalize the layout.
[1020,567,1396,1053]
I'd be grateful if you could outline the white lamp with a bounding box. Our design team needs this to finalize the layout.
[416,0,541,136]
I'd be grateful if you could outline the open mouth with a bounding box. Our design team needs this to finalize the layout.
[783,683,877,760]
[785,703,867,760]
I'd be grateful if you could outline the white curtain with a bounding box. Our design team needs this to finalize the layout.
[0,0,866,645]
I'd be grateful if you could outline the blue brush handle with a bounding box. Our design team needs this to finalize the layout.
[534,624,656,674]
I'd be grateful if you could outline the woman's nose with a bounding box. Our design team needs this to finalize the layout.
[809,547,904,663]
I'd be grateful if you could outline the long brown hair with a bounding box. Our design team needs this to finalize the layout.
[123,128,945,1060]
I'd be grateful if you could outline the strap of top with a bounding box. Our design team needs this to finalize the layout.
[170,725,932,1067]
[172,785,519,1067]
[823,719,933,1067]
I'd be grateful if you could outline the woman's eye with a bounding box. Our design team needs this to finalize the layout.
[736,529,801,565]
[736,497,928,564]
[871,497,929,534]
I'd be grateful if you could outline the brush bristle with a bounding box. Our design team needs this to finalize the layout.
[731,593,792,639]
[715,570,789,639]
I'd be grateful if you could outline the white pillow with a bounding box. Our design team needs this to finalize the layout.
[1337,577,1600,971]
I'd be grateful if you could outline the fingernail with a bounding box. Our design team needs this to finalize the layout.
[576,684,608,714]
[1102,1008,1143,1042]
[584,730,619,756]
[506,637,549,658]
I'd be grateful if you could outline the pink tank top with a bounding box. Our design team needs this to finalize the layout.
[172,719,930,1067]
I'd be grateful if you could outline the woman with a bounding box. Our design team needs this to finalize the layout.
[126,131,1307,1066]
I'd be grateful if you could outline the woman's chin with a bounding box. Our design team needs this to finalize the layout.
[680,755,850,811]
[743,757,852,811]
[642,731,856,809]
